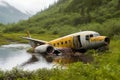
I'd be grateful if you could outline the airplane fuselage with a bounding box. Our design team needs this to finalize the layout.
[22,31,110,64]
[49,31,110,52]
[23,31,110,54]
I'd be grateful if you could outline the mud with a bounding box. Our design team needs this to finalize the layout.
[43,52,94,64]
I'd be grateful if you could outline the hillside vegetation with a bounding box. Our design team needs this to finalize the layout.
[2,0,120,38]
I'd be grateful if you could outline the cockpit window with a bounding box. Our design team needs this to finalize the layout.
[94,33,100,36]
[90,34,93,37]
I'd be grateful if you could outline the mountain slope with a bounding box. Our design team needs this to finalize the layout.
[4,0,120,37]
[0,1,30,24]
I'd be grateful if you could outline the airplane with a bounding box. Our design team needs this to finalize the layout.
[23,31,110,57]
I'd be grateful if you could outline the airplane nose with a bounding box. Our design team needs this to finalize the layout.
[104,37,110,44]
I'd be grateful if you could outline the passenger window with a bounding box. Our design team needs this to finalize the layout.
[86,35,89,40]
[61,42,63,45]
[57,43,59,45]
[69,40,71,43]
[65,41,67,44]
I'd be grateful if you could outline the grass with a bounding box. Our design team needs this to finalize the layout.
[0,0,120,79]
[0,33,60,45]
[0,34,120,80]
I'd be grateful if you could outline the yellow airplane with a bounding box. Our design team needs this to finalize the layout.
[23,31,110,56]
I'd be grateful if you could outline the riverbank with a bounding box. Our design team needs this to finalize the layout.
[0,40,119,80]
[0,43,55,71]
[1,33,120,80]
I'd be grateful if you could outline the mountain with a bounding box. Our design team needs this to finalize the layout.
[3,0,120,37]
[0,1,30,24]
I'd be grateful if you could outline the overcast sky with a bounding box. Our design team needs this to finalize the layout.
[0,0,58,15]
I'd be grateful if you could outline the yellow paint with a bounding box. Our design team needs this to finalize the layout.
[90,36,106,42]
[47,35,106,50]
[25,31,109,52]
[48,36,74,48]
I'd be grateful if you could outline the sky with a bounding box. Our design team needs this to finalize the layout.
[0,0,58,15]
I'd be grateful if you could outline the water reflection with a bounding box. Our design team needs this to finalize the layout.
[0,44,54,71]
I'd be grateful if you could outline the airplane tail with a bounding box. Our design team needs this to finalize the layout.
[26,31,35,48]
[23,31,47,48]
[26,31,31,38]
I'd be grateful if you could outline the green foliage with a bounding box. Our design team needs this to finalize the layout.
[0,40,119,80]
[79,18,120,37]
[0,0,120,79]
[0,33,59,45]
[1,0,120,38]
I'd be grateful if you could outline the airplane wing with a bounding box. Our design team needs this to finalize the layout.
[22,37,48,45]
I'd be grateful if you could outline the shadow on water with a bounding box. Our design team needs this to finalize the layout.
[21,50,94,67]
[52,52,94,64]
[21,55,39,66]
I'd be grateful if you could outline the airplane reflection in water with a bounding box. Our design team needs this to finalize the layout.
[22,31,110,64]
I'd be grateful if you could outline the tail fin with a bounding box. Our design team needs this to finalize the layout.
[22,31,47,48]
[26,31,31,38]
[26,31,35,47]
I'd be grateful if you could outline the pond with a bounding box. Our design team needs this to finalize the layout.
[0,44,54,71]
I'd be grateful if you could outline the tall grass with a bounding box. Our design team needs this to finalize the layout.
[0,40,119,80]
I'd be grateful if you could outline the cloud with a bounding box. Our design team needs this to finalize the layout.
[0,0,58,15]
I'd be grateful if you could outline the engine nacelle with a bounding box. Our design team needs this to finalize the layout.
[35,44,54,54]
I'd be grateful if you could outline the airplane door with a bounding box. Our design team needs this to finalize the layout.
[73,35,82,49]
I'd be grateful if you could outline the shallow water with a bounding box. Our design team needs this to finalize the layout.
[0,44,54,71]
